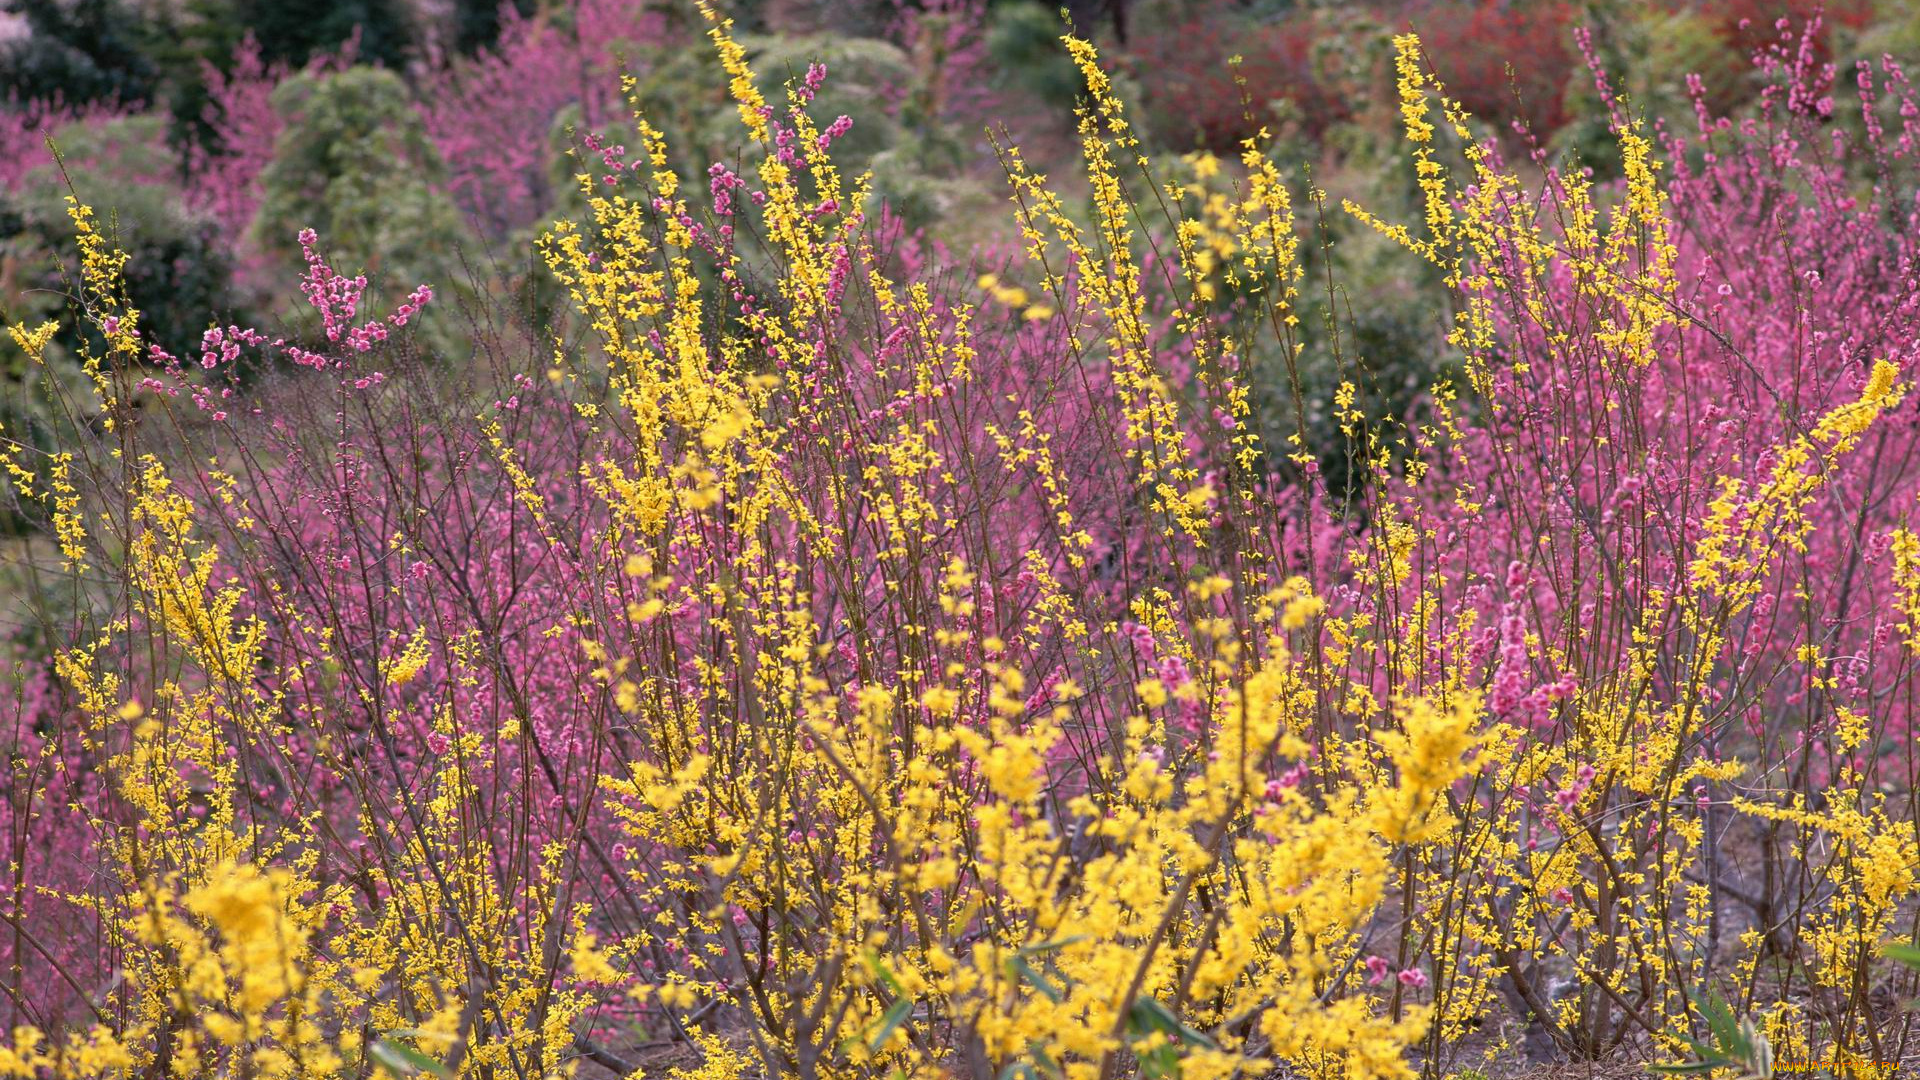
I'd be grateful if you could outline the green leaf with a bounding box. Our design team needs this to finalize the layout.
[870,998,913,1052]
[867,953,909,999]
[1700,991,1741,1055]
[1127,996,1217,1049]
[1016,935,1086,957]
[1883,941,1920,970]
[1139,1041,1181,1079]
[1129,996,1176,1036]
[369,1038,451,1079]
[1006,955,1065,1003]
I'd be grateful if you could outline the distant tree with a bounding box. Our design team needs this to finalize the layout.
[447,0,538,55]
[130,0,414,161]
[19,115,247,360]
[252,66,470,355]
[1,114,249,537]
[1062,0,1128,46]
[225,0,416,70]
[0,0,161,107]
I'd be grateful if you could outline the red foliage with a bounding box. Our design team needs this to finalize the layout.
[1399,1,1578,137]
[1701,0,1874,62]
[1128,0,1882,152]
[1131,0,1581,152]
[1128,8,1351,154]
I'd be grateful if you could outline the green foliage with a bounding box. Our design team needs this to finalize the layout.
[253,66,470,356]
[0,0,162,107]
[0,205,81,539]
[982,4,1080,120]
[1884,939,1920,970]
[737,32,913,165]
[507,103,644,328]
[865,141,991,233]
[541,105,641,228]
[1649,991,1774,1080]
[223,0,414,70]
[446,0,537,56]
[769,33,997,229]
[619,28,992,233]
[600,41,724,197]
[367,1034,451,1079]
[751,0,895,38]
[1858,5,1920,64]
[1,115,250,534]
[8,116,245,362]
[1548,9,1723,180]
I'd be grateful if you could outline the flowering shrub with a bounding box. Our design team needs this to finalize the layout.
[2,7,1920,1080]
